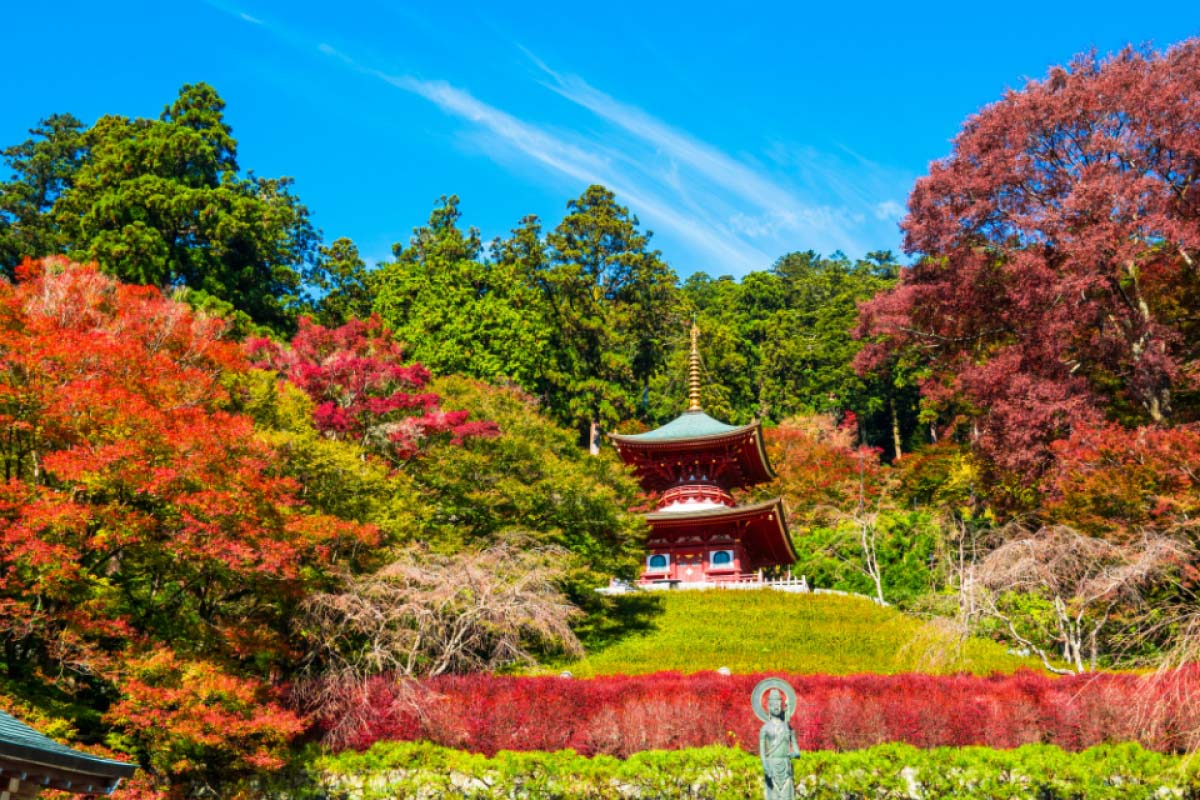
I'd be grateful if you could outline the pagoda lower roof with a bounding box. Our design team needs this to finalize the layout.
[644,497,796,567]
[0,710,136,795]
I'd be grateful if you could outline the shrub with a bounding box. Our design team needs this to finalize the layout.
[322,669,1200,757]
[275,740,1200,800]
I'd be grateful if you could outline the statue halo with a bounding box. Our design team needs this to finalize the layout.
[750,677,797,723]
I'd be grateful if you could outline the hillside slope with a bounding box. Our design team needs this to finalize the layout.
[566,590,1038,677]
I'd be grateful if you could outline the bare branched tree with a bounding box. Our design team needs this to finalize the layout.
[294,540,583,745]
[304,540,582,677]
[964,525,1188,674]
[849,506,887,605]
[819,448,890,604]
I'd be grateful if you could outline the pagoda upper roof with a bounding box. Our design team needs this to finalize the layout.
[610,411,775,489]
[0,710,136,794]
[610,410,749,443]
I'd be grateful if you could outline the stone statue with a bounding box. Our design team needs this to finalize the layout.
[751,678,800,800]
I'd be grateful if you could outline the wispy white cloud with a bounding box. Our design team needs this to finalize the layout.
[318,45,773,269]
[525,53,911,259]
[202,1,263,26]
[532,60,842,222]
[874,200,905,221]
[203,3,910,273]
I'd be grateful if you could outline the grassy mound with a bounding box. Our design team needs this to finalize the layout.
[566,590,1037,676]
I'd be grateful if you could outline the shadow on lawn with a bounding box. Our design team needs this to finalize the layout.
[576,593,665,654]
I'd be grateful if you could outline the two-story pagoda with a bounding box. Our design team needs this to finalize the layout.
[611,324,795,586]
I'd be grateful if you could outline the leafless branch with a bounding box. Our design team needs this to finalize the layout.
[293,540,583,745]
[964,525,1188,673]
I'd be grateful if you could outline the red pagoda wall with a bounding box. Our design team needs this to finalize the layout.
[641,539,750,584]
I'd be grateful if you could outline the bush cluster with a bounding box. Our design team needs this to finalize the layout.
[283,741,1200,799]
[331,670,1200,757]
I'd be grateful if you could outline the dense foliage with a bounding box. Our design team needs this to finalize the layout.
[298,741,1200,800]
[372,188,680,450]
[0,258,375,794]
[248,316,496,463]
[0,261,646,796]
[672,250,916,455]
[371,200,553,389]
[414,377,646,610]
[0,85,322,330]
[329,669,1200,756]
[368,193,915,453]
[858,43,1200,494]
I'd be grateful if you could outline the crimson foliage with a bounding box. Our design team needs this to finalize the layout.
[249,316,496,463]
[334,670,1200,757]
[1047,422,1200,541]
[858,43,1200,489]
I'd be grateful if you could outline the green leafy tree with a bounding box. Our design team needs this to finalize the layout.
[23,83,321,330]
[373,199,554,387]
[665,252,913,455]
[312,237,375,326]
[794,511,941,606]
[541,185,679,450]
[760,250,914,453]
[0,113,86,271]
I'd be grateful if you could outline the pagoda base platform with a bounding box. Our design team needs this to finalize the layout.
[635,574,810,592]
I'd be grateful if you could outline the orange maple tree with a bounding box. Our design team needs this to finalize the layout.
[0,258,376,796]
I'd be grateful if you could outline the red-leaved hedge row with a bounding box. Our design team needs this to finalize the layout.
[326,670,1200,757]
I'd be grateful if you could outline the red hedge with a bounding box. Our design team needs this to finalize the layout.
[326,670,1200,757]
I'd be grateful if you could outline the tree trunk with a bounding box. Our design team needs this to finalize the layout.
[589,419,601,456]
[890,399,903,461]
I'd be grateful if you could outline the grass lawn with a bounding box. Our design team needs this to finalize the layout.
[562,590,1040,677]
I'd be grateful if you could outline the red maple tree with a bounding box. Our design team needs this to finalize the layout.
[759,415,885,529]
[1046,422,1200,542]
[249,316,496,463]
[0,258,377,796]
[858,43,1200,490]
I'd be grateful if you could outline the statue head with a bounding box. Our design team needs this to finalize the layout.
[767,689,784,718]
[751,677,797,728]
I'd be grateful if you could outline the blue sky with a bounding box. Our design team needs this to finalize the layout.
[3,1,1198,277]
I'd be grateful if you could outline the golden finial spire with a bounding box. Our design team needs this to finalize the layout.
[688,318,702,411]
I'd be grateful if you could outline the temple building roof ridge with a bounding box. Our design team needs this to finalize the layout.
[0,709,137,795]
[609,409,752,443]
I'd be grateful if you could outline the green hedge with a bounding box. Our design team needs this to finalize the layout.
[279,741,1200,799]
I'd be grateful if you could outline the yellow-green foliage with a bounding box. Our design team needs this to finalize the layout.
[566,590,1036,677]
[291,741,1199,800]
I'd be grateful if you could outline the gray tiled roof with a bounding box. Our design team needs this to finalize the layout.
[0,709,137,779]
